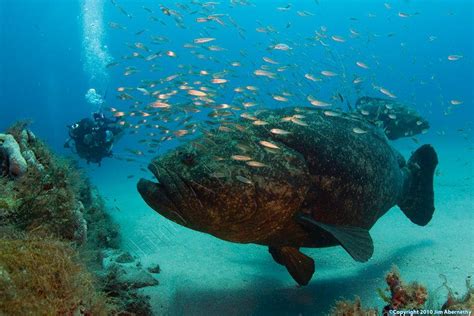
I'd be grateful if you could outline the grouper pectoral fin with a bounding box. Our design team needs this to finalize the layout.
[296,213,374,262]
[268,246,315,286]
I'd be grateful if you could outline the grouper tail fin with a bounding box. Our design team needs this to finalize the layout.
[398,144,438,226]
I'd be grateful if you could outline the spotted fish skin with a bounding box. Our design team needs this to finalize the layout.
[354,96,430,140]
[246,107,404,247]
[137,107,437,285]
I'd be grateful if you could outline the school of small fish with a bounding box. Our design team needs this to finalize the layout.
[104,0,466,179]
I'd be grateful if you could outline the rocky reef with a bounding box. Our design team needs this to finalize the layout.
[329,297,377,316]
[440,275,474,312]
[0,235,111,315]
[0,123,158,315]
[329,267,474,315]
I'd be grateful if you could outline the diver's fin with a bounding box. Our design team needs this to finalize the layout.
[268,246,315,286]
[296,213,374,262]
[398,144,438,226]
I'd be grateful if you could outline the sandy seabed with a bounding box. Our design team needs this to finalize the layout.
[89,137,474,316]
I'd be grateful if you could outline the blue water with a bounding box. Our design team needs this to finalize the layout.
[1,0,473,314]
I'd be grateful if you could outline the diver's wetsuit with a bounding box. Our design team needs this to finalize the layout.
[65,114,123,165]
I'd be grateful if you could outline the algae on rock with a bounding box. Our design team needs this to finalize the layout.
[0,236,113,315]
[0,124,155,316]
[0,124,120,247]
[328,267,474,316]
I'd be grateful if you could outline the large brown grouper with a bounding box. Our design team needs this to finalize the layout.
[354,96,430,140]
[137,107,438,286]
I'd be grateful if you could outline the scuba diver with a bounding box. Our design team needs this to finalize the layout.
[64,111,123,165]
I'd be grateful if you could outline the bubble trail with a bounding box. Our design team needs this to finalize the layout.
[81,0,112,91]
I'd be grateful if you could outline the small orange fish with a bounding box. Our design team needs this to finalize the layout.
[246,161,267,168]
[188,90,207,97]
[356,61,369,69]
[321,70,338,77]
[211,78,227,84]
[231,155,252,161]
[174,130,189,137]
[166,50,177,57]
[270,128,291,135]
[241,113,258,121]
[323,111,341,117]
[165,74,179,81]
[331,35,345,43]
[243,102,257,108]
[254,69,276,78]
[379,87,397,98]
[194,37,216,44]
[274,43,292,51]
[290,117,308,126]
[114,111,126,117]
[350,29,360,36]
[447,55,463,61]
[236,175,253,185]
[352,127,368,134]
[259,140,279,149]
[310,99,331,107]
[304,74,319,82]
[150,101,170,108]
[263,57,279,64]
[273,95,288,102]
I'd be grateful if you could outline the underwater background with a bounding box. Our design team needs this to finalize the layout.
[1,0,473,315]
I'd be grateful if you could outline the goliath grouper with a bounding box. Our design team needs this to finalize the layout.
[137,107,438,286]
[354,96,430,140]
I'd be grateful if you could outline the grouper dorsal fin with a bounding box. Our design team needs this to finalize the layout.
[297,213,374,262]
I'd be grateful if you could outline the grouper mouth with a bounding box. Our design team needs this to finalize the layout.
[137,162,189,226]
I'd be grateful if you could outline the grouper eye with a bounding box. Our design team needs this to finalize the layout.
[179,152,196,166]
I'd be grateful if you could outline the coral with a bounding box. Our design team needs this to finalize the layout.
[1,124,87,243]
[1,125,119,246]
[381,266,428,313]
[0,133,27,178]
[19,129,44,172]
[441,276,474,312]
[0,123,154,315]
[6,160,88,243]
[5,120,31,141]
[330,268,473,316]
[0,236,113,315]
[0,121,44,177]
[329,296,378,316]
